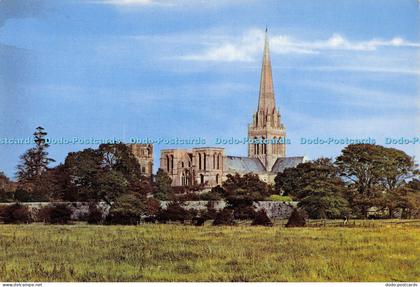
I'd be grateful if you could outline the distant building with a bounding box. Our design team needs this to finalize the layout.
[128,144,153,177]
[160,30,305,187]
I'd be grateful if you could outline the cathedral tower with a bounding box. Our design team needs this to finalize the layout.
[248,29,286,170]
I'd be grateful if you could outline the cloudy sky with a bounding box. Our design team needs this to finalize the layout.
[0,0,419,177]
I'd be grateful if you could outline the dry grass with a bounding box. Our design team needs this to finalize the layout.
[0,221,419,282]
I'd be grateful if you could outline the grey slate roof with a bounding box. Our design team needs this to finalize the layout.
[225,156,266,173]
[271,156,305,173]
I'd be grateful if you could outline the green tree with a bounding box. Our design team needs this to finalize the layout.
[106,193,147,225]
[217,173,271,219]
[336,144,417,218]
[0,171,9,188]
[384,179,420,219]
[275,158,349,219]
[63,148,103,201]
[99,143,142,182]
[153,169,173,200]
[0,172,14,202]
[60,144,149,203]
[274,165,304,196]
[16,127,55,182]
[222,173,270,203]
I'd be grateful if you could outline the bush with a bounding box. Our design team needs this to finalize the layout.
[251,209,273,226]
[39,204,73,224]
[0,203,32,224]
[157,201,191,223]
[156,208,169,223]
[233,205,256,220]
[285,208,306,227]
[0,189,14,203]
[35,205,52,222]
[192,216,206,226]
[200,186,223,200]
[145,198,161,216]
[143,215,157,223]
[14,188,32,202]
[203,201,218,220]
[213,209,236,226]
[106,194,146,225]
[106,210,140,225]
[87,204,103,224]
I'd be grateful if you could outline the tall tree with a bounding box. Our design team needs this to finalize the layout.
[215,173,271,219]
[336,144,418,218]
[222,173,271,205]
[275,158,349,219]
[63,148,102,201]
[0,171,14,202]
[61,144,150,203]
[99,143,142,182]
[16,126,55,182]
[153,169,173,200]
[0,171,9,190]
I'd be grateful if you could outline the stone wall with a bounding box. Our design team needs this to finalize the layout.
[253,201,297,219]
[1,201,297,220]
[162,200,297,219]
[0,202,110,221]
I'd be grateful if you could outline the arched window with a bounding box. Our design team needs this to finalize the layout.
[182,172,186,186]
[198,153,202,170]
[200,174,204,184]
[213,154,216,169]
[166,155,170,172]
[216,154,220,169]
[203,153,207,170]
[216,174,219,184]
[170,155,174,171]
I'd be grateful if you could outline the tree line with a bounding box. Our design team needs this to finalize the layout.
[0,127,419,225]
[275,145,419,219]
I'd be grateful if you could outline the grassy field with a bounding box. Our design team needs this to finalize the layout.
[0,221,419,282]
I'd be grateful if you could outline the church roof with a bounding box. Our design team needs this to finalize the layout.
[225,156,266,173]
[271,156,305,173]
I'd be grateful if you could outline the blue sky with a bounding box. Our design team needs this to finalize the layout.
[0,0,419,178]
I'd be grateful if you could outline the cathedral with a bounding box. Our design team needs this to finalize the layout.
[159,30,305,187]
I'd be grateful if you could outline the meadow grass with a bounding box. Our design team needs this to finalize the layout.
[0,221,419,282]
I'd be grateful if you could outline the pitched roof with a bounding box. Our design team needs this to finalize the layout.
[271,156,305,173]
[225,156,266,173]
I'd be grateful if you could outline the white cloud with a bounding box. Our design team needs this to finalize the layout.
[181,29,420,62]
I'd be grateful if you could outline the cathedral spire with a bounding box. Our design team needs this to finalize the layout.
[257,29,276,113]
